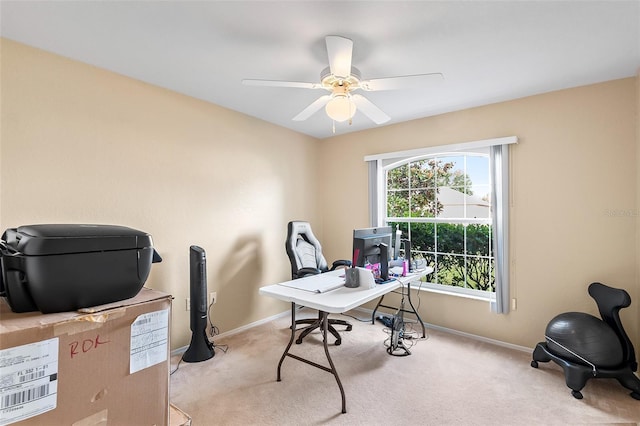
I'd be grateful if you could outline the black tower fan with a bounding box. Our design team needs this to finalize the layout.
[182,245,215,362]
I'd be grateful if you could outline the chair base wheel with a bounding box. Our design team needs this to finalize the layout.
[631,391,640,400]
[295,334,342,346]
[531,360,538,368]
[571,390,583,399]
[293,316,351,345]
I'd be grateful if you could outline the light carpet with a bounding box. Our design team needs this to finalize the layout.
[169,310,640,425]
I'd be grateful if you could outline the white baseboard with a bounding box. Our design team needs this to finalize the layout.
[171,310,290,356]
[172,307,532,356]
[353,306,533,353]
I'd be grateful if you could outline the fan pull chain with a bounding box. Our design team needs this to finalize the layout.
[332,120,336,134]
[349,96,354,125]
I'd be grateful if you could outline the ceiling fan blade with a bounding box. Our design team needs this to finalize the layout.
[292,95,332,121]
[360,73,444,91]
[242,79,322,89]
[351,94,390,124]
[325,35,353,78]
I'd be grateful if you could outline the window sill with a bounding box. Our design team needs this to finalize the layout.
[414,282,493,302]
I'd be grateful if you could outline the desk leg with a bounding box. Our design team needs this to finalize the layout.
[370,295,385,324]
[321,311,347,414]
[371,284,426,338]
[277,302,297,382]
[275,305,347,414]
[406,283,426,338]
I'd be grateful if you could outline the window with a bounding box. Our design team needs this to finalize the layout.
[365,137,515,313]
[386,149,494,297]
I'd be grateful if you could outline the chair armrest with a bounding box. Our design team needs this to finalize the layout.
[297,267,321,277]
[330,260,352,270]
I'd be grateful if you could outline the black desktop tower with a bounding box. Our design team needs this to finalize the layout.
[182,245,215,363]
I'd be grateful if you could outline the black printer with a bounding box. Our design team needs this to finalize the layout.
[0,224,162,313]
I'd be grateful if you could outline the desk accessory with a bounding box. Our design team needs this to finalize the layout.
[403,239,412,272]
[345,249,360,287]
[344,267,359,288]
[345,267,376,289]
[359,267,376,289]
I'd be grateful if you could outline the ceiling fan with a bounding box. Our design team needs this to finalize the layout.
[242,35,443,126]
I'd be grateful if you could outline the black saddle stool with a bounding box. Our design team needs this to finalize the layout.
[531,282,640,400]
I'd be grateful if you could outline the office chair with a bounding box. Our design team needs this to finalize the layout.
[531,282,640,400]
[285,221,352,345]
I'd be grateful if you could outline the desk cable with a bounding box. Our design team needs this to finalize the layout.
[401,277,429,341]
[207,298,228,354]
[380,278,430,355]
[170,298,227,376]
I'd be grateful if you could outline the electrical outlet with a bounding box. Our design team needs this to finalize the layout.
[209,292,217,305]
[511,298,517,310]
[186,298,190,311]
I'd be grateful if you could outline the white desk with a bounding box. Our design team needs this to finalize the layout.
[259,269,410,313]
[259,269,428,414]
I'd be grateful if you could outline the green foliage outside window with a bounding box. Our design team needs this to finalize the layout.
[389,222,495,292]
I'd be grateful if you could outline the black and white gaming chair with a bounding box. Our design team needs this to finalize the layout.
[285,221,352,345]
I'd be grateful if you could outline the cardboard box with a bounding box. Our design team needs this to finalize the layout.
[0,288,172,425]
[169,404,191,426]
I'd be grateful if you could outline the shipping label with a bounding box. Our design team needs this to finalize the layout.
[129,309,169,374]
[0,338,59,425]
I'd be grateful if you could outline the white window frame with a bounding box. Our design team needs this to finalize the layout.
[365,136,516,313]
[385,150,492,299]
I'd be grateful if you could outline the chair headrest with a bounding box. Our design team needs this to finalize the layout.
[285,221,328,277]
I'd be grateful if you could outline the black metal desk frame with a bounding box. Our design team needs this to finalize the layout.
[277,302,347,413]
[370,281,426,338]
[262,269,431,415]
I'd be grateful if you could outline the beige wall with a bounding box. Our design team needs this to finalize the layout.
[0,39,319,349]
[320,78,639,350]
[2,38,638,352]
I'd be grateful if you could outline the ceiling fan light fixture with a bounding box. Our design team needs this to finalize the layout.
[325,94,356,122]
[244,36,435,127]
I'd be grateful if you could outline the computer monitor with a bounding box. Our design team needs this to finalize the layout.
[352,226,393,282]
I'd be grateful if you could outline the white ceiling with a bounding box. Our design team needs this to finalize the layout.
[1,1,639,139]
